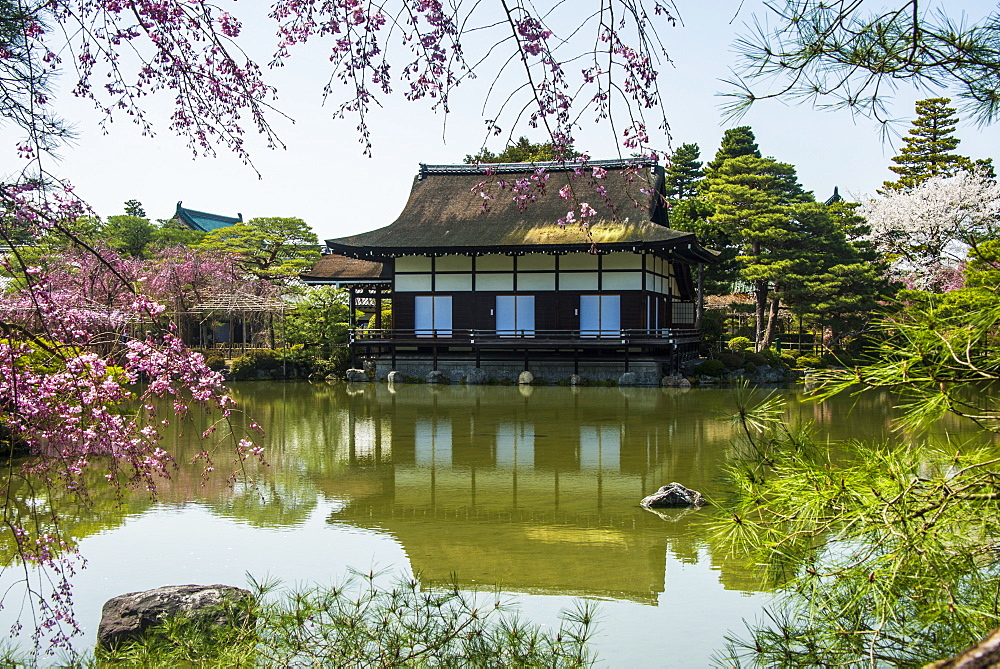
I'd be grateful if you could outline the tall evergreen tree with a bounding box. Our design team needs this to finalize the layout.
[781,202,893,346]
[701,154,811,349]
[704,126,761,175]
[664,143,703,199]
[882,98,975,192]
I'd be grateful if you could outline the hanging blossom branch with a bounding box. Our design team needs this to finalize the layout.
[267,1,679,164]
[4,0,284,171]
[0,183,265,652]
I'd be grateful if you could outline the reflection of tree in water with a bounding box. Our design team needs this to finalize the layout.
[7,382,988,606]
[0,463,154,563]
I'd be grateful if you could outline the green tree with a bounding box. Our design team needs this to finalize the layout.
[123,199,146,218]
[664,143,703,199]
[780,202,893,348]
[663,143,712,327]
[150,218,207,249]
[703,127,761,176]
[196,217,320,281]
[464,137,579,164]
[700,154,810,349]
[282,287,353,356]
[103,215,154,258]
[882,98,977,192]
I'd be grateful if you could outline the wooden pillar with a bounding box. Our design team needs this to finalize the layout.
[375,287,383,331]
[348,287,358,369]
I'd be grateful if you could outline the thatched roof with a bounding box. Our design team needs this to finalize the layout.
[300,254,389,285]
[326,160,716,262]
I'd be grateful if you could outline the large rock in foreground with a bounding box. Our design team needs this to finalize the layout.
[98,584,253,649]
[640,482,705,509]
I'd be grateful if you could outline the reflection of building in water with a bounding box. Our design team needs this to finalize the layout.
[318,385,762,603]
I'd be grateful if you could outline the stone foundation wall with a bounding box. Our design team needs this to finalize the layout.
[365,355,663,385]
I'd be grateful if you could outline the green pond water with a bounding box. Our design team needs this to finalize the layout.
[3,382,995,666]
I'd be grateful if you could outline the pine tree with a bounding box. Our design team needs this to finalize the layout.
[701,155,812,349]
[704,126,761,175]
[882,98,974,192]
[664,143,703,199]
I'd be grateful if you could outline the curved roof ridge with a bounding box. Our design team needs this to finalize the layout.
[419,158,656,177]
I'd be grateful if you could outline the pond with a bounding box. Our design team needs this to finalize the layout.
[2,382,993,666]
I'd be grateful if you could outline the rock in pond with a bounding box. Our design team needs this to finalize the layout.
[661,374,691,388]
[426,370,449,384]
[345,368,369,382]
[640,482,705,509]
[386,370,404,384]
[517,370,534,385]
[98,584,253,649]
[618,371,639,386]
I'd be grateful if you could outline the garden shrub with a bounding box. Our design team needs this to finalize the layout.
[796,355,823,369]
[717,352,745,369]
[727,336,753,352]
[204,354,227,372]
[780,350,800,366]
[743,362,757,374]
[693,359,726,377]
[273,346,351,379]
[743,352,767,367]
[230,350,282,380]
[759,348,785,367]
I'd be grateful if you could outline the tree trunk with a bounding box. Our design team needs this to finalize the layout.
[761,295,781,351]
[695,264,704,330]
[754,279,768,351]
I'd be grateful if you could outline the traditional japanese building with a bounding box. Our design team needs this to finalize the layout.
[303,159,716,383]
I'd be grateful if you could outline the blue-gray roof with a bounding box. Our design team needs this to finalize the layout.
[174,201,243,233]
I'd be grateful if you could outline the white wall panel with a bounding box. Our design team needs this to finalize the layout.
[602,272,642,290]
[602,252,642,270]
[559,253,598,270]
[436,255,472,271]
[436,274,472,291]
[517,273,555,290]
[476,255,514,271]
[396,256,432,272]
[396,274,432,291]
[560,272,598,290]
[476,273,514,291]
[518,254,555,270]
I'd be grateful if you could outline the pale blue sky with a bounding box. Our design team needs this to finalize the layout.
[17,1,1000,240]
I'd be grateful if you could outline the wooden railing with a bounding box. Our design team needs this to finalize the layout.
[350,328,700,345]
